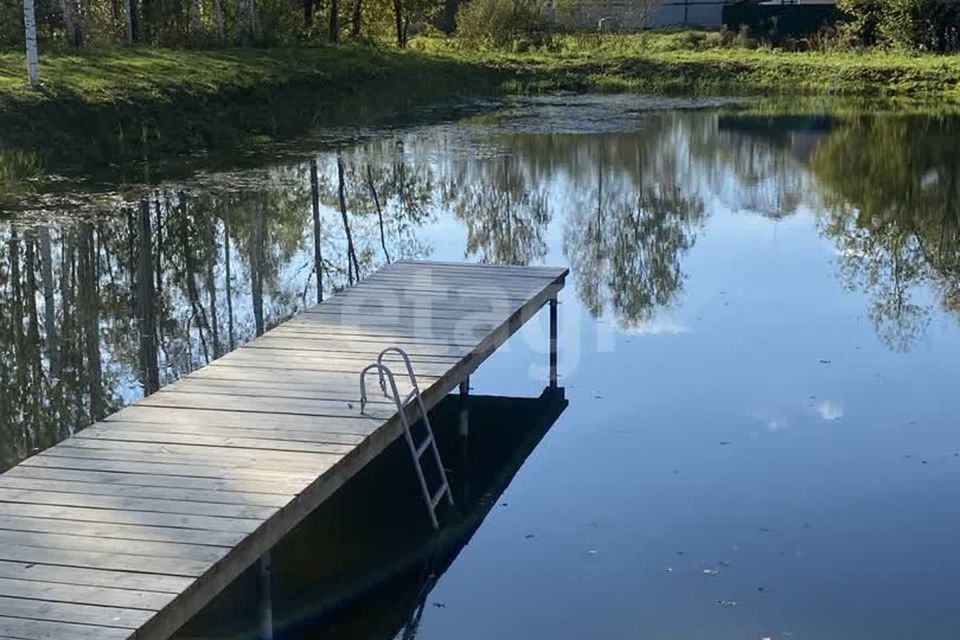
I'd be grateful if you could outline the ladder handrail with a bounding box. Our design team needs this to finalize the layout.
[358,362,404,416]
[359,349,455,530]
[377,346,428,423]
[360,361,440,528]
[378,347,455,514]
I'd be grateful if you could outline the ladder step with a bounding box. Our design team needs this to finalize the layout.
[431,485,448,509]
[415,435,433,458]
[404,390,417,404]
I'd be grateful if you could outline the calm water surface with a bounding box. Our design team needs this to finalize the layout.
[2,96,959,639]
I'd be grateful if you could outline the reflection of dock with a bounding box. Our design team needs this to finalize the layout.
[0,260,567,640]
[177,388,569,639]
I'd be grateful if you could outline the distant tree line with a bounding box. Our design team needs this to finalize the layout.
[2,0,462,74]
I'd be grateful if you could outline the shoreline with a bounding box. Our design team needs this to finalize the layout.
[2,37,960,172]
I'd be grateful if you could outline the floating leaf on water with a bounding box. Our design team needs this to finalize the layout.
[716,599,738,608]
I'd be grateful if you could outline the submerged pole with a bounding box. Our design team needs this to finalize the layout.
[458,377,470,437]
[549,298,558,388]
[257,552,273,640]
[458,376,470,504]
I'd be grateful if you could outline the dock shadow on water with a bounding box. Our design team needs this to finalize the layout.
[173,389,568,640]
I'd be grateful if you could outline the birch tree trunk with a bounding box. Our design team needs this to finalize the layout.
[23,0,40,88]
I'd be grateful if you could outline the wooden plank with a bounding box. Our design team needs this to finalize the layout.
[347,280,543,299]
[249,328,478,349]
[38,447,336,478]
[296,304,520,324]
[0,501,263,535]
[20,450,323,480]
[238,339,467,361]
[140,390,386,424]
[304,290,528,308]
[324,285,534,304]
[0,514,245,548]
[0,487,278,521]
[81,420,367,447]
[158,379,397,407]
[0,544,212,578]
[0,615,131,640]
[358,271,549,289]
[0,561,190,594]
[386,259,566,277]
[0,577,171,611]
[74,425,362,457]
[241,332,471,356]
[263,329,483,348]
[0,475,288,508]
[0,595,153,629]
[0,474,289,507]
[185,363,429,391]
[214,348,459,374]
[0,530,227,563]
[3,465,307,496]
[288,313,497,338]
[105,404,381,436]
[52,438,344,472]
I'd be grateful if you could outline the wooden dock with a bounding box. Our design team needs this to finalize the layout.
[0,260,567,640]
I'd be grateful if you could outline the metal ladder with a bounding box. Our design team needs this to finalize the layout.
[359,347,454,530]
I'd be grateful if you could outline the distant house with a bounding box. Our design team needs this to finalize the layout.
[551,0,729,29]
[551,0,838,31]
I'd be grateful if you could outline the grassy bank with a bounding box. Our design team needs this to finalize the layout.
[472,34,960,98]
[0,45,501,168]
[3,32,960,169]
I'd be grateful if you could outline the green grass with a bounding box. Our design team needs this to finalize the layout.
[4,32,960,169]
[419,32,960,98]
[0,44,501,169]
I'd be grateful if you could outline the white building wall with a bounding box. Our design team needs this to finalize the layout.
[553,0,727,30]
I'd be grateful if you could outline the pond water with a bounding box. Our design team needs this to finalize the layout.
[1,95,960,639]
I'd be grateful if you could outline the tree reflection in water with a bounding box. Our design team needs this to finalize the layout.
[810,115,960,351]
[2,104,960,470]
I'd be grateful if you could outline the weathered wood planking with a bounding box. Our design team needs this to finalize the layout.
[0,260,567,640]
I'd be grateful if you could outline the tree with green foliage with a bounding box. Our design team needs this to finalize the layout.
[837,0,960,51]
